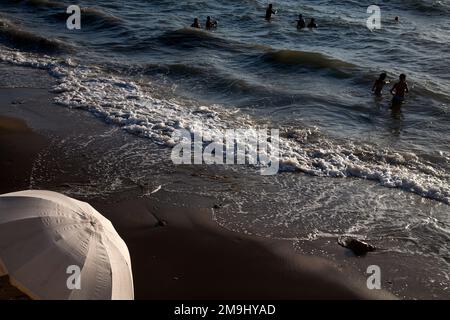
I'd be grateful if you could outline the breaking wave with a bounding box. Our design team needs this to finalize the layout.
[0,18,70,54]
[1,46,448,205]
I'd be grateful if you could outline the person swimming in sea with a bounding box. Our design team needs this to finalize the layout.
[394,16,400,23]
[390,73,409,106]
[265,4,276,20]
[372,72,388,96]
[307,18,318,28]
[191,18,201,28]
[205,16,218,30]
[297,14,306,29]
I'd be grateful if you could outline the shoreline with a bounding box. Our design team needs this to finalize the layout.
[0,112,393,300]
[0,65,396,300]
[91,191,393,299]
[1,63,449,300]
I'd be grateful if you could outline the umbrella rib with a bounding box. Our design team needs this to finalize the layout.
[100,234,134,299]
[69,231,112,300]
[100,230,131,268]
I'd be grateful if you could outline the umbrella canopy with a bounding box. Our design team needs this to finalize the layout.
[0,190,134,300]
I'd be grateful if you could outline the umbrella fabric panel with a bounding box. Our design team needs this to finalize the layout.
[0,190,134,300]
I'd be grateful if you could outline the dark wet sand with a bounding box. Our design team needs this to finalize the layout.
[0,115,46,195]
[0,74,396,300]
[92,194,395,299]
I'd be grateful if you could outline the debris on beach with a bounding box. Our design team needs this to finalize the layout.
[337,236,376,256]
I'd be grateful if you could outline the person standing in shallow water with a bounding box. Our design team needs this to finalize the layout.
[191,18,201,28]
[297,14,306,29]
[307,18,318,28]
[372,73,388,97]
[265,4,276,20]
[390,74,409,107]
[205,16,217,30]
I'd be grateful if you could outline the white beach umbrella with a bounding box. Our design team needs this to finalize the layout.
[0,190,134,300]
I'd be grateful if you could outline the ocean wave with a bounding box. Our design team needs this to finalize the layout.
[342,0,450,15]
[401,0,450,14]
[413,82,450,104]
[24,0,64,9]
[140,47,358,84]
[144,31,356,79]
[31,6,125,31]
[141,62,277,97]
[0,46,448,205]
[82,7,123,24]
[279,127,450,204]
[4,1,124,31]
[261,49,356,77]
[155,27,245,51]
[0,17,70,54]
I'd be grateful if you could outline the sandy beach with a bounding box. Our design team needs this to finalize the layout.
[0,115,392,300]
[1,62,449,301]
[2,0,450,303]
[0,65,403,300]
[2,0,450,302]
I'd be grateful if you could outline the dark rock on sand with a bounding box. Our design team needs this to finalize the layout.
[338,236,376,256]
[156,219,168,227]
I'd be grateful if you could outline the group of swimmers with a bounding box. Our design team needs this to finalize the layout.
[296,15,318,29]
[190,5,409,107]
[265,4,318,29]
[190,3,318,30]
[191,16,218,30]
[373,73,409,106]
[268,2,408,106]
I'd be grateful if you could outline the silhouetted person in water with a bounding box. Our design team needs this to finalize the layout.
[205,16,217,30]
[191,18,201,28]
[307,18,318,28]
[390,74,409,107]
[266,4,276,20]
[372,72,388,96]
[394,16,400,23]
[297,14,306,29]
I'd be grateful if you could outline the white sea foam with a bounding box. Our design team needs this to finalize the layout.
[1,46,449,205]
